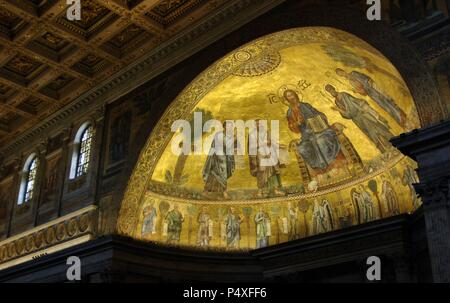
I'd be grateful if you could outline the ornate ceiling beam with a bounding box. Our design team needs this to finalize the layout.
[0,101,37,119]
[0,77,57,105]
[100,0,166,36]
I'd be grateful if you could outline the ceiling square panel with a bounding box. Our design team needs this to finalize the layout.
[0,84,13,97]
[40,74,77,100]
[27,31,76,62]
[71,53,109,77]
[17,96,45,115]
[7,0,58,16]
[0,111,21,126]
[0,7,29,40]
[146,0,206,27]
[111,0,145,9]
[0,53,48,86]
[36,32,70,52]
[102,24,153,58]
[0,83,15,102]
[3,54,42,77]
[55,0,118,40]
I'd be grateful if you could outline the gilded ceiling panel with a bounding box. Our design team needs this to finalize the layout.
[0,0,237,145]
[3,53,43,77]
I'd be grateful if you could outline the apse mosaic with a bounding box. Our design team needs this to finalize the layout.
[123,27,422,251]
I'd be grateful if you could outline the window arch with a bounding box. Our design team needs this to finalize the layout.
[18,154,39,205]
[70,123,94,180]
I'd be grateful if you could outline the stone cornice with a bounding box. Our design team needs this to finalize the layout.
[413,21,450,61]
[0,0,286,159]
[391,118,450,158]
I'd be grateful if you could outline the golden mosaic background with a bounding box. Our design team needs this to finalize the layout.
[117,27,422,251]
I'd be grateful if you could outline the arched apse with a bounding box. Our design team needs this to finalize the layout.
[117,27,423,251]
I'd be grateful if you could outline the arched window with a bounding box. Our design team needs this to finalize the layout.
[18,154,38,205]
[70,123,94,180]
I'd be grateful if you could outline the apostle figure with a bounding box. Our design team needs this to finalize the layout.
[381,176,400,216]
[402,165,420,209]
[312,199,333,235]
[351,189,364,224]
[335,68,407,127]
[287,202,300,240]
[359,185,376,222]
[254,207,271,248]
[248,120,284,198]
[197,206,212,247]
[203,122,236,199]
[225,207,243,249]
[165,205,184,244]
[326,84,394,153]
[284,89,341,171]
[141,204,157,237]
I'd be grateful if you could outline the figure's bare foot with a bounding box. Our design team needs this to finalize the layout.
[274,189,285,196]
[223,192,230,199]
[255,190,264,198]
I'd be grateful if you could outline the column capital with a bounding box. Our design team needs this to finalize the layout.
[392,120,450,282]
[414,176,450,208]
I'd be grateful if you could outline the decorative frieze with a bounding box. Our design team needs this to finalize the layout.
[0,206,97,266]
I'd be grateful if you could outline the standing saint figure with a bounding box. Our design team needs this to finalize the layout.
[359,185,376,222]
[165,205,184,244]
[225,207,243,249]
[254,207,271,248]
[248,120,284,198]
[402,165,420,209]
[335,68,407,127]
[197,206,212,247]
[203,122,236,199]
[287,202,300,240]
[284,89,341,171]
[351,188,364,224]
[326,84,394,153]
[141,204,157,237]
[312,199,333,235]
[381,176,400,216]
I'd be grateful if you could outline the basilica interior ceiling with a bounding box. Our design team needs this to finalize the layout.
[0,0,231,145]
[117,27,422,251]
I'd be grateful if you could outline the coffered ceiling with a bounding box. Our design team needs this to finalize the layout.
[0,0,230,144]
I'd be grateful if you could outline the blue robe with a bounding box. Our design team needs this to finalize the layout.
[141,207,157,236]
[202,132,235,192]
[350,71,405,125]
[226,213,241,248]
[287,102,341,170]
